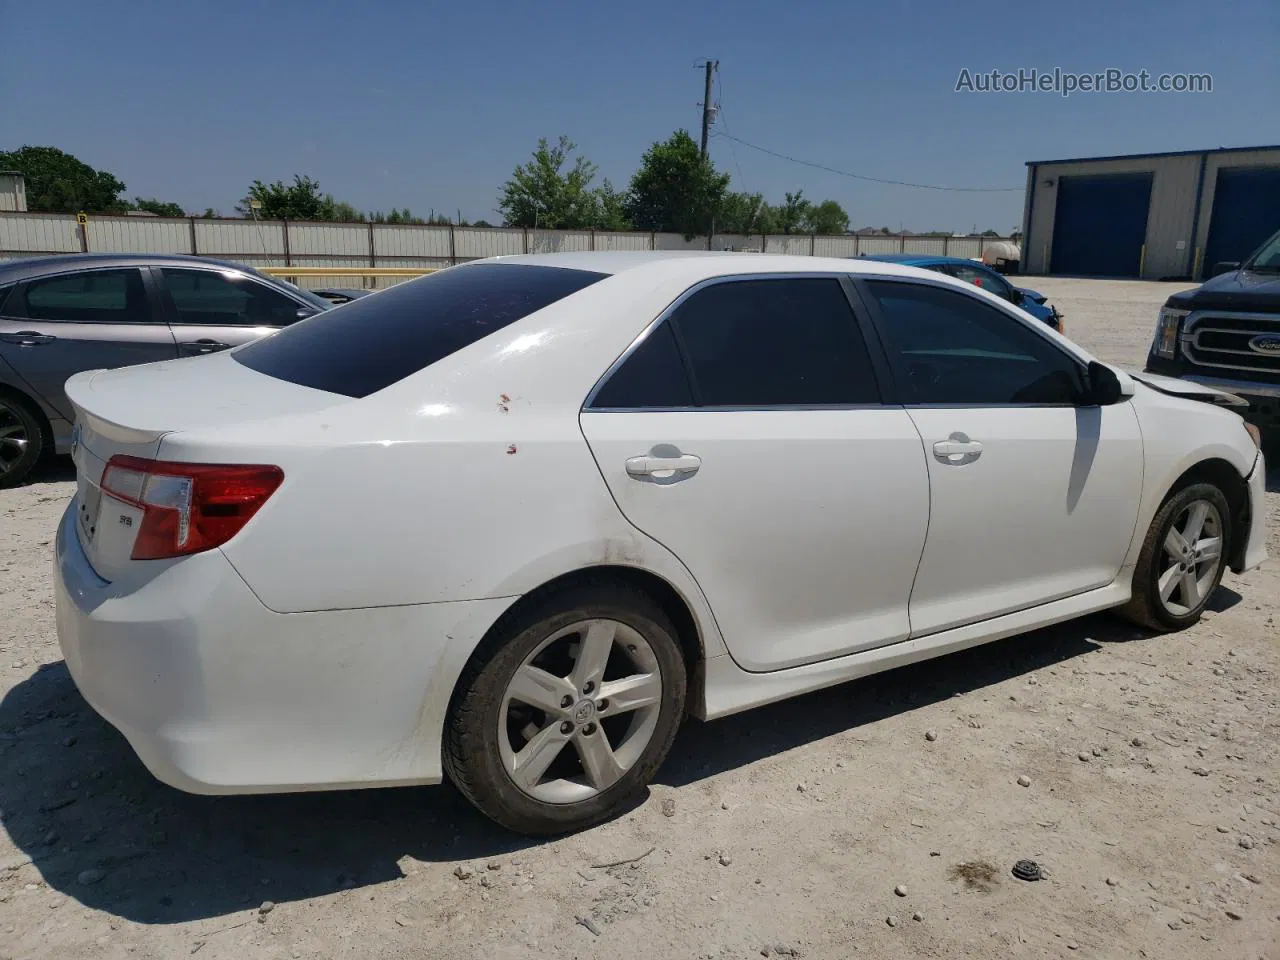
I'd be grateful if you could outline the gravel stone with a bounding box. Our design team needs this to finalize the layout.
[1017,775,1032,787]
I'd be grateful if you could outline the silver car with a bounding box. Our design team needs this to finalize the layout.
[0,253,331,486]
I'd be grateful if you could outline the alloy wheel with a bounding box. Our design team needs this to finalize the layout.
[1157,498,1224,616]
[0,401,30,481]
[498,618,663,804]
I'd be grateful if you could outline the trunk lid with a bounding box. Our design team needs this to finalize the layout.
[65,352,344,582]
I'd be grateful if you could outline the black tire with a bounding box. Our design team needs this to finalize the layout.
[0,393,45,489]
[1117,482,1231,632]
[444,581,687,835]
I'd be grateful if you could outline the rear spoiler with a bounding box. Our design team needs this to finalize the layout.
[1127,370,1250,408]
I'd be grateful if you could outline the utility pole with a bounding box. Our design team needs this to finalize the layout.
[698,59,718,158]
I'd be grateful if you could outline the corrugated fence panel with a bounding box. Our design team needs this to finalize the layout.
[456,227,524,259]
[764,235,810,255]
[594,231,651,251]
[814,236,859,258]
[947,238,982,258]
[0,213,81,253]
[529,230,592,253]
[902,237,948,255]
[196,219,285,257]
[373,224,452,258]
[288,222,369,256]
[857,236,903,255]
[653,233,705,250]
[87,216,190,254]
[711,234,757,251]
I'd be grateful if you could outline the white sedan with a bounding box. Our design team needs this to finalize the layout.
[54,252,1268,835]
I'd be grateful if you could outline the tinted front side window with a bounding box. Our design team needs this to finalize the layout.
[161,268,302,327]
[21,269,150,324]
[670,278,878,406]
[234,263,608,398]
[864,280,1083,405]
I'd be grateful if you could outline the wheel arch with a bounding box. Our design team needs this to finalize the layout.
[1162,457,1252,572]
[451,564,710,721]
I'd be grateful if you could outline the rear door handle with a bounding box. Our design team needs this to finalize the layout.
[179,339,230,354]
[933,433,983,466]
[0,331,56,346]
[625,453,701,480]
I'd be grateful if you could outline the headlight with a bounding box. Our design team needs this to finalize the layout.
[1154,307,1189,358]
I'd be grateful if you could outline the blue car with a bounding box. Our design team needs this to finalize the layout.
[854,254,1064,332]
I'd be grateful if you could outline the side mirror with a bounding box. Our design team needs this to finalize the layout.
[295,306,318,321]
[1210,261,1241,278]
[1084,361,1124,405]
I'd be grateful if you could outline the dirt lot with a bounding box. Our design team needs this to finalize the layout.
[1,278,1277,960]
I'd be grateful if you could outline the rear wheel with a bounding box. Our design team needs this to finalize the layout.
[0,394,44,489]
[444,583,687,835]
[1118,482,1230,631]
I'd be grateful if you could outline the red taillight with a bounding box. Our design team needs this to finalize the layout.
[100,456,283,560]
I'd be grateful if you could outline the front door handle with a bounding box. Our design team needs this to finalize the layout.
[0,331,56,346]
[179,339,230,354]
[625,453,701,481]
[933,432,983,466]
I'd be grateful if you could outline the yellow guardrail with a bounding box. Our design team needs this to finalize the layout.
[258,266,438,278]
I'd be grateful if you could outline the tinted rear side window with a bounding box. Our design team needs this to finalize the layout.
[233,263,608,398]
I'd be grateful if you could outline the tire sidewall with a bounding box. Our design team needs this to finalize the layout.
[448,590,687,834]
[1142,482,1231,630]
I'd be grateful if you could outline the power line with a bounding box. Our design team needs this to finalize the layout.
[711,131,1023,193]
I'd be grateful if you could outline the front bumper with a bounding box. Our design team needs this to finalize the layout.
[1237,451,1269,575]
[53,501,513,794]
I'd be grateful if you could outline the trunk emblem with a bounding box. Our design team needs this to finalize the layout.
[1249,335,1280,355]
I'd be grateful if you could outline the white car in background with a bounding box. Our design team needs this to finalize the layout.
[54,252,1267,835]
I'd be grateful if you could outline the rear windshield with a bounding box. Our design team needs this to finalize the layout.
[232,263,608,398]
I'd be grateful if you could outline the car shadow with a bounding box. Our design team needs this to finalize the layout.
[27,455,76,485]
[0,611,1182,926]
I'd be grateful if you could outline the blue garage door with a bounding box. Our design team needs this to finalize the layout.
[1203,166,1280,274]
[1050,173,1153,277]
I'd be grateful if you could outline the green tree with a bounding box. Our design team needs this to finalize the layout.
[0,145,127,213]
[498,136,602,229]
[715,191,772,235]
[237,175,329,220]
[593,179,632,231]
[773,190,813,235]
[625,130,729,239]
[199,208,219,219]
[325,198,366,222]
[129,197,186,218]
[472,219,494,228]
[803,199,850,235]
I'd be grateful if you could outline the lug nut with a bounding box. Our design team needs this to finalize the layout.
[560,721,573,735]
[596,699,609,712]
[582,681,595,695]
[582,722,597,736]
[560,695,573,709]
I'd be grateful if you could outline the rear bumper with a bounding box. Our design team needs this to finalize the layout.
[53,501,513,794]
[1236,452,1268,575]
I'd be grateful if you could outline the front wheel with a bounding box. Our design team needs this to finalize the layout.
[1118,482,1231,631]
[444,583,687,835]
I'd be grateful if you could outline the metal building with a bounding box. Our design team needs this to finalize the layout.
[0,172,27,212]
[1020,145,1280,280]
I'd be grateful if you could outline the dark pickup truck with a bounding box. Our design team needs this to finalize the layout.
[1145,227,1280,433]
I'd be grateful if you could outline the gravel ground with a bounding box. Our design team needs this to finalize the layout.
[1,278,1277,960]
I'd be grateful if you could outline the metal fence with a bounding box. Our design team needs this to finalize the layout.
[0,211,1014,290]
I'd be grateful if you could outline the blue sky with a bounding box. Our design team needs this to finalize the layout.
[3,0,1275,232]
